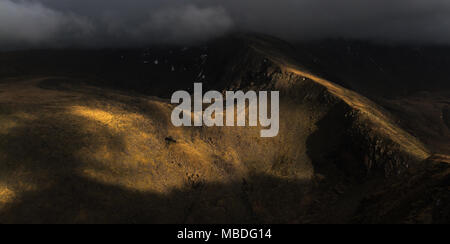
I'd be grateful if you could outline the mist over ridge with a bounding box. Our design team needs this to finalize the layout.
[2,0,450,49]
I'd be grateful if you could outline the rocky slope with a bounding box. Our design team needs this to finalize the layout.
[0,34,448,223]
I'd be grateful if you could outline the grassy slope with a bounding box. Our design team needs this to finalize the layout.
[0,77,319,223]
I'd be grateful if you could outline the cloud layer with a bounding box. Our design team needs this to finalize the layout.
[2,0,450,49]
[0,0,93,48]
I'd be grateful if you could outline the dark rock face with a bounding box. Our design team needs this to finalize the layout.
[354,156,450,224]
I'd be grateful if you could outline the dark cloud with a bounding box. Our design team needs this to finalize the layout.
[2,0,450,49]
[0,0,93,48]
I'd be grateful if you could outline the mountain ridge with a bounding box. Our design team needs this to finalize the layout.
[0,34,448,223]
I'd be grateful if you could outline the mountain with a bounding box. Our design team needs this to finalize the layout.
[0,34,448,224]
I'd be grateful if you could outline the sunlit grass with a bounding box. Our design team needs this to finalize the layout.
[286,66,430,161]
[0,185,15,207]
[69,104,244,193]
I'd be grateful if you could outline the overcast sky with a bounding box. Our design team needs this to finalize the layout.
[1,0,450,49]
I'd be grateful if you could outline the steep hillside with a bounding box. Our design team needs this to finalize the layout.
[377,92,450,155]
[0,35,448,224]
